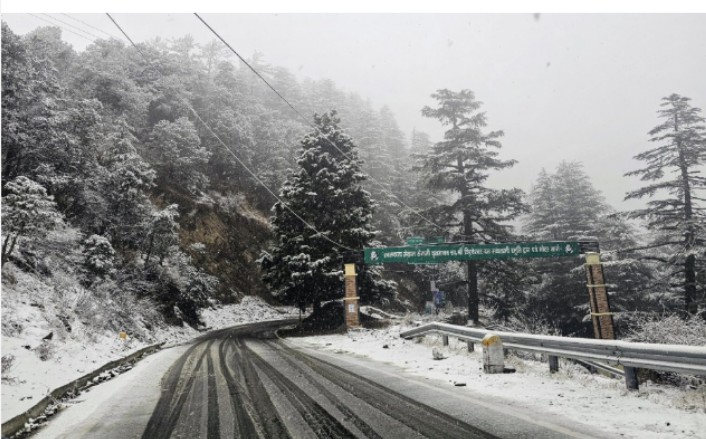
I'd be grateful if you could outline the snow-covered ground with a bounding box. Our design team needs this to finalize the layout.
[1,296,298,423]
[295,316,706,439]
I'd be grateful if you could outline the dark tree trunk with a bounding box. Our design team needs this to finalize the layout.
[685,254,697,315]
[1,235,13,264]
[675,114,697,315]
[467,260,479,325]
[458,152,479,326]
[144,233,154,265]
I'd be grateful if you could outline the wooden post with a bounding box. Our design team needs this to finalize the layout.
[584,252,615,340]
[343,263,360,329]
[467,341,475,353]
[442,335,449,346]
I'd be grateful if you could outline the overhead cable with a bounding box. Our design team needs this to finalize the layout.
[41,13,103,40]
[28,13,94,43]
[61,13,121,39]
[105,13,355,252]
[192,13,446,232]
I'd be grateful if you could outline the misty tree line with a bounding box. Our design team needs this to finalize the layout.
[2,23,704,334]
[403,91,705,335]
[0,24,424,326]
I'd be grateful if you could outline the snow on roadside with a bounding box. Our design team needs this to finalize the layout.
[1,296,298,423]
[296,320,706,439]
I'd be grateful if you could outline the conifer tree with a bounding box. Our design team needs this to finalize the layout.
[524,162,655,334]
[525,162,607,241]
[417,89,526,325]
[625,94,706,315]
[1,176,65,264]
[260,111,394,312]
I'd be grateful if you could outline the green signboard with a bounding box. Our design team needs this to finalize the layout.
[364,241,581,265]
[406,236,424,245]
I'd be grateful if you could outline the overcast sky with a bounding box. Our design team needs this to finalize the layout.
[2,12,705,212]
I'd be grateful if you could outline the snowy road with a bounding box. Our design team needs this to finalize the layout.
[37,320,607,439]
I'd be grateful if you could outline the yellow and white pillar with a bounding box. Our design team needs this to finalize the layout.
[344,263,360,328]
[584,252,615,340]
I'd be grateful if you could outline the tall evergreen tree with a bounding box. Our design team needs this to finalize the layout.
[525,161,608,241]
[147,116,211,194]
[403,129,443,238]
[625,94,706,315]
[418,89,526,325]
[259,111,394,312]
[524,162,655,334]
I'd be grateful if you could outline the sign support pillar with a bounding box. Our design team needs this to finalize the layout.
[344,263,360,329]
[584,252,615,340]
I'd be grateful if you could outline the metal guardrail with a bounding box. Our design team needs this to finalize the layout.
[400,322,706,388]
[1,342,164,439]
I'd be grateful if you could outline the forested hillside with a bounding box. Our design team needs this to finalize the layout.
[1,23,419,330]
[2,22,704,341]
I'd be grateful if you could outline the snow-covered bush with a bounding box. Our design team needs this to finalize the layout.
[624,313,706,346]
[82,234,116,281]
[1,354,16,377]
[624,313,706,388]
[35,340,54,361]
[140,251,218,327]
[1,176,65,264]
[189,242,206,254]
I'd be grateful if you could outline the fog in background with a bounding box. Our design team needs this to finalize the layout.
[3,13,706,212]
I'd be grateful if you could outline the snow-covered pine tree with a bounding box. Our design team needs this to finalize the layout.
[1,176,65,264]
[144,204,180,266]
[524,161,607,241]
[102,119,156,255]
[417,89,526,325]
[260,111,394,312]
[524,162,655,334]
[148,117,211,194]
[82,234,116,282]
[370,106,410,245]
[404,129,444,238]
[625,94,706,315]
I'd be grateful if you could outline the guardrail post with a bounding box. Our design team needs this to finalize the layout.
[548,355,559,373]
[467,341,474,352]
[442,335,449,346]
[482,334,504,373]
[624,367,639,391]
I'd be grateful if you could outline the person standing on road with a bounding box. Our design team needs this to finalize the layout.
[433,289,443,315]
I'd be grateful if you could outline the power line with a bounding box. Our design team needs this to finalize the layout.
[190,110,354,251]
[61,13,120,39]
[28,13,94,43]
[192,13,446,233]
[42,14,103,41]
[104,14,143,51]
[105,14,354,252]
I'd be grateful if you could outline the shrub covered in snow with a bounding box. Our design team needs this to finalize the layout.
[82,234,116,282]
[624,313,706,346]
[1,354,16,378]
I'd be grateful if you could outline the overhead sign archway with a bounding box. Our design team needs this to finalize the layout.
[347,240,614,340]
[364,241,580,265]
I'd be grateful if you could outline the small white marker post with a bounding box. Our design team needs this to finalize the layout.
[482,334,504,374]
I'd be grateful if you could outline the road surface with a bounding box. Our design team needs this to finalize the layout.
[41,320,608,439]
